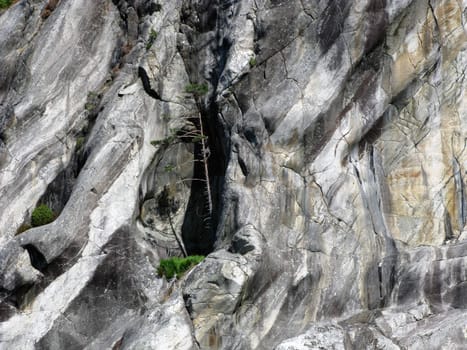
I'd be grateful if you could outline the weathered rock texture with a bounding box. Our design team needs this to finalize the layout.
[1,0,467,349]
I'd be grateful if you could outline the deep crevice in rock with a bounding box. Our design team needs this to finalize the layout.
[0,283,34,313]
[0,288,20,320]
[177,0,232,256]
[23,244,47,272]
[36,151,81,217]
[138,66,161,99]
[181,103,228,255]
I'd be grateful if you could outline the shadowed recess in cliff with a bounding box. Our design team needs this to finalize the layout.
[35,150,84,217]
[181,102,228,255]
[177,0,232,255]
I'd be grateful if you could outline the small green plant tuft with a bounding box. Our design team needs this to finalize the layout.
[85,91,100,116]
[84,102,94,111]
[0,0,14,10]
[164,164,175,172]
[16,223,32,235]
[151,134,177,147]
[31,204,55,227]
[157,255,205,279]
[76,136,85,150]
[249,57,257,67]
[146,29,158,50]
[191,134,208,142]
[185,83,208,97]
[151,128,182,147]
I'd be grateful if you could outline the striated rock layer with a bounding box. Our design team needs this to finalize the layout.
[1,0,467,349]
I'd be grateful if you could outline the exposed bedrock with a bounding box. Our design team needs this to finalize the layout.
[1,0,467,349]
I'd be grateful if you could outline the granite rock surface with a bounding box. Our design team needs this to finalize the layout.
[1,0,467,349]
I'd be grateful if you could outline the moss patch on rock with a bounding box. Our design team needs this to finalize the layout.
[157,255,205,279]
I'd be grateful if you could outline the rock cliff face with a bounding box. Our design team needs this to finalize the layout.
[1,0,467,349]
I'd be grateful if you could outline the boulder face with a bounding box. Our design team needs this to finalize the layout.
[1,0,467,349]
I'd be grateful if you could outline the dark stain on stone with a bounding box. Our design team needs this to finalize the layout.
[397,269,421,305]
[446,282,467,308]
[36,228,149,349]
[303,93,344,164]
[358,111,386,156]
[424,262,443,309]
[318,0,350,54]
[364,0,388,54]
[444,211,454,241]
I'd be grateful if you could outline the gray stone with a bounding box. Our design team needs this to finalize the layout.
[0,240,42,292]
[1,0,467,349]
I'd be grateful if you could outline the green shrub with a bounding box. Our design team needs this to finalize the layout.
[157,255,205,279]
[0,0,14,10]
[185,83,208,96]
[31,204,55,227]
